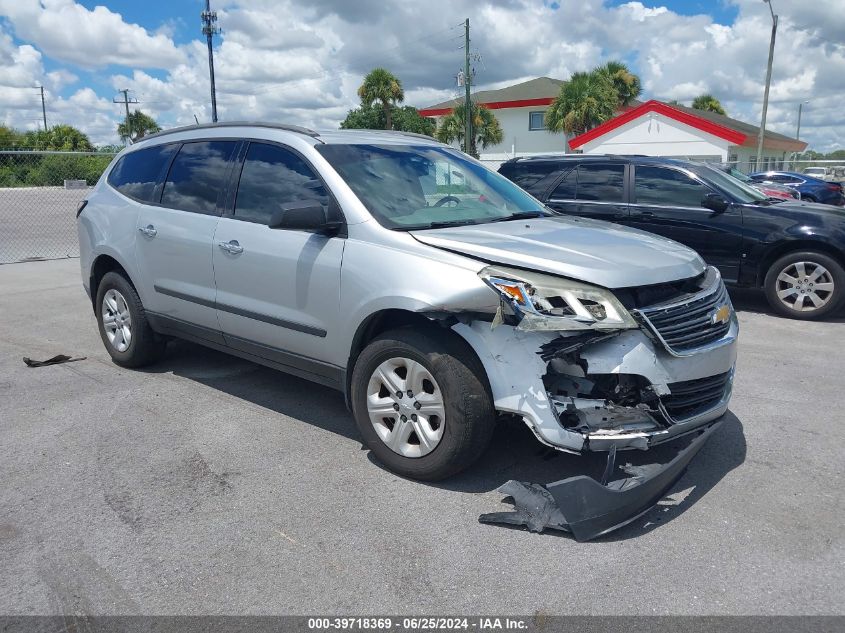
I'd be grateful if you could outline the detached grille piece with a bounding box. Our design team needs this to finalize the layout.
[638,279,731,354]
[663,371,731,420]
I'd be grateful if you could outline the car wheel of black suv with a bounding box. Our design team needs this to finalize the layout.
[764,251,845,320]
[95,271,167,367]
[350,327,496,481]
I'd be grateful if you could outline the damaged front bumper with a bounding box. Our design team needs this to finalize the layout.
[452,297,737,454]
[450,266,737,539]
[479,419,722,541]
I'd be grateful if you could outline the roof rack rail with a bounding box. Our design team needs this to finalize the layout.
[342,129,439,142]
[140,121,321,142]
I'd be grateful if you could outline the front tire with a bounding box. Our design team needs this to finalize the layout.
[95,271,166,367]
[764,251,845,319]
[350,327,495,481]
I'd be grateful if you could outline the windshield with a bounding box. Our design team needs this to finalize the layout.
[726,167,751,182]
[694,164,769,203]
[316,144,548,230]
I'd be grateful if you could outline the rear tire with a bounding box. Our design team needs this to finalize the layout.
[764,251,845,320]
[95,271,166,367]
[350,327,495,481]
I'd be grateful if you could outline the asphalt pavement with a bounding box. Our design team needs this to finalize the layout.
[0,260,842,615]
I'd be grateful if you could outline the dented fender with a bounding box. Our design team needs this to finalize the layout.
[451,321,586,452]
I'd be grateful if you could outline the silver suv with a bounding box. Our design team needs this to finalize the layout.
[78,123,737,488]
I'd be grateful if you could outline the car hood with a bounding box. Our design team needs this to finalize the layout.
[756,200,845,218]
[410,215,706,288]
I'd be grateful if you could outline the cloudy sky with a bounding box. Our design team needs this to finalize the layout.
[0,0,842,150]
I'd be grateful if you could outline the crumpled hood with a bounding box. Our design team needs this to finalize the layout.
[410,215,706,288]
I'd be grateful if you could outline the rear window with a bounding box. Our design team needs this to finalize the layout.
[549,163,625,202]
[573,163,625,202]
[107,144,177,203]
[500,161,562,193]
[160,141,238,215]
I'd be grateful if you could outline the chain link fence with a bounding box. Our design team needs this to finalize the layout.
[0,150,117,263]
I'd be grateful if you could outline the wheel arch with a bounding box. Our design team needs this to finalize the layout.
[756,239,845,287]
[89,253,137,311]
[344,308,490,410]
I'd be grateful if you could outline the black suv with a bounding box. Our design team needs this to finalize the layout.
[499,155,845,319]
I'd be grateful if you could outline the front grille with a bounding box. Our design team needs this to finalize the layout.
[637,276,732,354]
[663,371,731,420]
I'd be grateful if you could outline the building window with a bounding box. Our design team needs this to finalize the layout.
[528,111,546,131]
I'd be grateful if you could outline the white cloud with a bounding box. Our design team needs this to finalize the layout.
[0,0,184,68]
[0,0,843,151]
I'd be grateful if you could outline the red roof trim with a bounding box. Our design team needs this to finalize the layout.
[567,100,747,149]
[418,96,555,117]
[484,97,555,110]
[418,107,453,117]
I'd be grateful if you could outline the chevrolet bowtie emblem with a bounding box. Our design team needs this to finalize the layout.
[711,304,732,325]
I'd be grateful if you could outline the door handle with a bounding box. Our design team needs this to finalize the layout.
[138,224,157,237]
[633,211,655,218]
[218,240,243,254]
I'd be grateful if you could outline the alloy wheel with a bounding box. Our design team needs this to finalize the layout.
[366,357,446,458]
[102,288,133,352]
[775,261,835,312]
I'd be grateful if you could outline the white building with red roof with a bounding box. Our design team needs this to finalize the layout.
[420,78,806,172]
[568,99,807,173]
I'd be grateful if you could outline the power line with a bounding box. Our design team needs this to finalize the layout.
[201,0,220,123]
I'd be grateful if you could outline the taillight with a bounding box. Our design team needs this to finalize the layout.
[76,200,88,217]
[827,182,842,191]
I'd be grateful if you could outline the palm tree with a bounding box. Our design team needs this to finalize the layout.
[435,102,503,158]
[357,68,404,130]
[596,60,642,107]
[117,110,161,143]
[691,94,727,115]
[546,71,618,137]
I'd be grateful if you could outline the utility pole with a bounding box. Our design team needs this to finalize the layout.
[36,86,47,131]
[201,0,220,123]
[113,89,139,144]
[792,99,808,169]
[756,0,778,168]
[464,18,471,155]
[796,101,807,140]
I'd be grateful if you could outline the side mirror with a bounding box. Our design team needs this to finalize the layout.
[268,200,341,234]
[702,192,729,213]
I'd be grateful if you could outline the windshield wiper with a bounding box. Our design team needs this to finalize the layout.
[426,219,480,229]
[488,211,549,223]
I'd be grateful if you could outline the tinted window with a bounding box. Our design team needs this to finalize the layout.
[550,168,576,199]
[107,144,177,202]
[635,166,709,207]
[234,143,328,224]
[160,141,237,214]
[502,162,561,192]
[575,163,625,202]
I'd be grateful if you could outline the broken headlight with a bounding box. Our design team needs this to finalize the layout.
[480,265,637,331]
